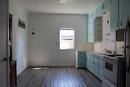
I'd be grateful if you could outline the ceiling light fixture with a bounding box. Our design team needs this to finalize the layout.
[59,0,66,4]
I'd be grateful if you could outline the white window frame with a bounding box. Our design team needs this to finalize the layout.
[59,27,75,50]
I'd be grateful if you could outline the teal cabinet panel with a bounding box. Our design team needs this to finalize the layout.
[98,61,103,80]
[86,52,89,69]
[87,53,92,70]
[93,8,98,17]
[77,51,86,68]
[111,0,119,30]
[120,0,129,29]
[93,57,99,77]
[86,53,93,71]
[94,3,103,17]
[98,56,103,80]
[126,0,130,18]
[99,3,103,13]
[110,0,130,30]
[103,0,112,10]
[89,56,94,73]
[86,52,103,81]
[88,14,94,42]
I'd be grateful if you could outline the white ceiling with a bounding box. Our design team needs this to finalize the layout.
[17,0,102,14]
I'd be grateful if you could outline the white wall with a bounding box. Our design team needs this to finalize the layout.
[9,0,29,75]
[28,14,87,66]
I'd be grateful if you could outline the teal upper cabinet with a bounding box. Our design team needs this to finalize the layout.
[96,3,103,16]
[88,14,94,42]
[119,0,128,29]
[126,0,130,18]
[111,0,130,30]
[103,0,112,10]
[111,0,119,30]
[87,0,130,42]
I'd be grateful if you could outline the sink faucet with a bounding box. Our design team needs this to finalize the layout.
[104,49,112,54]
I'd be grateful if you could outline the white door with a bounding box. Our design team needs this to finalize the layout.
[0,0,9,87]
[16,29,26,75]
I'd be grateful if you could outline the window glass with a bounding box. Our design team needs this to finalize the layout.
[60,28,75,50]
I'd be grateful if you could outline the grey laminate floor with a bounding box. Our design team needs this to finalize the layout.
[17,67,101,87]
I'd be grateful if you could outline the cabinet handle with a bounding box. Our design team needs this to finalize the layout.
[120,21,123,26]
[116,22,119,27]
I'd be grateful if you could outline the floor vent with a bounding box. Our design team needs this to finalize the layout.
[32,66,49,70]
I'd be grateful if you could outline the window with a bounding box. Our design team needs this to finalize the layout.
[60,28,75,50]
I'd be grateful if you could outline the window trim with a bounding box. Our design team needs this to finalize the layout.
[59,27,75,50]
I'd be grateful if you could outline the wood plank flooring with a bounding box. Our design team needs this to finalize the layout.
[17,67,101,87]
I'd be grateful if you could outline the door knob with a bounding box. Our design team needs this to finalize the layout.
[0,57,8,63]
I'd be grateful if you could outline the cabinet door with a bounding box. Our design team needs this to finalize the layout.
[120,0,128,29]
[97,5,102,14]
[98,60,103,80]
[78,52,86,68]
[111,0,119,30]
[93,56,99,77]
[126,0,130,18]
[86,53,88,69]
[104,0,112,9]
[89,54,94,73]
[87,53,90,70]
[96,3,103,16]
[88,14,94,42]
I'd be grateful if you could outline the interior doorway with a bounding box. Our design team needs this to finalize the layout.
[9,14,17,87]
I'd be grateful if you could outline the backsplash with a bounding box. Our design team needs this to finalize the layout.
[115,41,124,55]
[84,42,94,51]
[94,41,115,54]
[94,41,124,55]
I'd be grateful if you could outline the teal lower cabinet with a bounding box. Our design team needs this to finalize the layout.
[86,53,89,69]
[89,56,94,73]
[86,52,103,81]
[98,60,103,80]
[92,56,99,77]
[87,53,92,72]
[76,51,86,68]
[98,55,103,81]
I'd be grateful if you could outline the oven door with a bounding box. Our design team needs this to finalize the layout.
[103,57,118,84]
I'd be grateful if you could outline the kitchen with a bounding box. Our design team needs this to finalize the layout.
[77,0,130,87]
[0,0,130,87]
